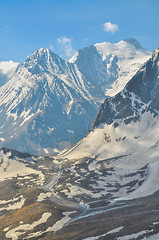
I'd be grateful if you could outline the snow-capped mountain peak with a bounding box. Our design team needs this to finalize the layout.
[94,38,150,61]
[25,48,63,63]
[20,48,66,76]
[69,38,151,98]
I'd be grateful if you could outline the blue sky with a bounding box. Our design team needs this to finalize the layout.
[0,0,159,62]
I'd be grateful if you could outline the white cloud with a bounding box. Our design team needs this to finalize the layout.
[57,36,71,45]
[57,36,75,58]
[103,22,118,33]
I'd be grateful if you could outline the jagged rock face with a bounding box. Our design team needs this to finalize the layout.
[69,45,110,99]
[127,48,159,110]
[0,40,151,154]
[91,91,142,128]
[92,48,159,129]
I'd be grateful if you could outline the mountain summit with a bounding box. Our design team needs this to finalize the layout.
[69,38,151,97]
[22,48,67,75]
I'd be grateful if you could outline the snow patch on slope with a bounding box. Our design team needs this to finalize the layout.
[0,150,44,185]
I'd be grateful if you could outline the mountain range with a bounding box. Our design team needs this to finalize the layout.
[0,38,151,155]
[0,44,159,239]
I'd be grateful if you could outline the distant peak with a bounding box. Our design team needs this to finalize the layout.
[153,46,159,54]
[152,46,159,61]
[125,38,143,49]
[33,48,53,57]
[38,48,51,54]
[20,46,66,75]
[25,47,63,63]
